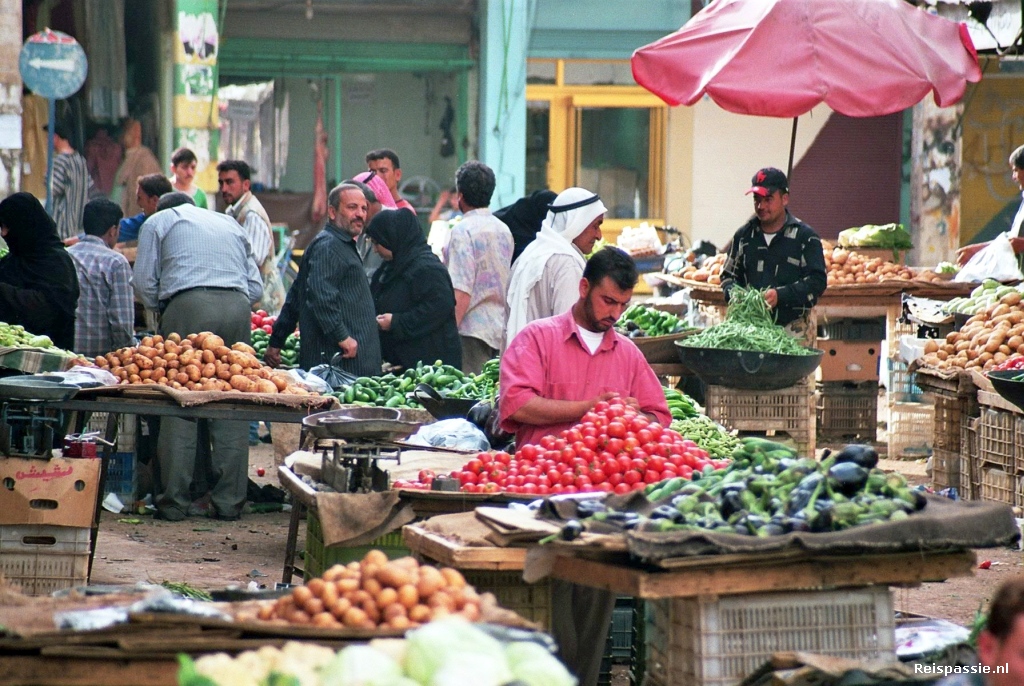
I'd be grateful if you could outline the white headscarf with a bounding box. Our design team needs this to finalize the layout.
[505,187,608,347]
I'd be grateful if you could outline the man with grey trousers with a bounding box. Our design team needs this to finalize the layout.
[133,192,263,521]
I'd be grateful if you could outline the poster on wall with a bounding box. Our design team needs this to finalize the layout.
[174,0,220,194]
[910,99,963,267]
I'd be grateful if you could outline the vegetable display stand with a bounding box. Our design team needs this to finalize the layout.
[644,588,895,686]
[704,379,815,457]
[886,400,933,458]
[815,381,878,442]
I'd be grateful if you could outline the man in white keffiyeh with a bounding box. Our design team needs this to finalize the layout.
[503,187,606,350]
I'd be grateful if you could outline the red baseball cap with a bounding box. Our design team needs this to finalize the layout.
[746,167,788,197]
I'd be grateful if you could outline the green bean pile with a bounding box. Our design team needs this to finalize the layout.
[680,285,815,355]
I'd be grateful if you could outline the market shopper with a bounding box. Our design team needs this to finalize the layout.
[444,160,514,374]
[499,246,670,686]
[68,199,135,358]
[133,192,263,522]
[169,147,208,208]
[350,169,398,282]
[118,173,172,243]
[720,167,827,329]
[935,577,1024,685]
[956,144,1024,266]
[265,183,381,375]
[219,159,285,316]
[365,148,416,212]
[46,121,97,243]
[113,118,162,218]
[504,187,606,349]
[0,193,80,350]
[365,209,461,370]
[496,189,558,264]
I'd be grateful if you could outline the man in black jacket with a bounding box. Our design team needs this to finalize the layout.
[720,167,827,327]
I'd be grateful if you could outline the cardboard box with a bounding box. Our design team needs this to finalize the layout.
[818,340,881,382]
[0,456,101,527]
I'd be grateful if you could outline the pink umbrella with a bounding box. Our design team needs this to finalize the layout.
[631,0,982,174]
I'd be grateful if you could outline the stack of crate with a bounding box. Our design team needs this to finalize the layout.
[815,317,883,443]
[884,315,934,457]
[975,401,1023,507]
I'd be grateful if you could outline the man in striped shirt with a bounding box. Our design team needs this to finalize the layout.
[68,199,135,358]
[48,122,97,243]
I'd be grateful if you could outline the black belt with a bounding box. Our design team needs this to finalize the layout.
[160,286,241,313]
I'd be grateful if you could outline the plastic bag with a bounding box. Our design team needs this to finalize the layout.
[309,353,359,391]
[406,418,490,452]
[955,232,1024,283]
[284,368,331,394]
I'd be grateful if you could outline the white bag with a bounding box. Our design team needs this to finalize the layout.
[954,232,1024,283]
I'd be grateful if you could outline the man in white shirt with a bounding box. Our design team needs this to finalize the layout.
[957,144,1024,266]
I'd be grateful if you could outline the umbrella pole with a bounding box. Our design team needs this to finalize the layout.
[787,117,798,180]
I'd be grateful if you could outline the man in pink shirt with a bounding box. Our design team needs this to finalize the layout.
[498,246,669,686]
[499,246,670,448]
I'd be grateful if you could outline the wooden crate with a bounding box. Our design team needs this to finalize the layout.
[980,466,1016,506]
[705,380,815,457]
[960,416,980,500]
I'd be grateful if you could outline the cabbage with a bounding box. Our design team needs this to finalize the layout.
[403,618,511,686]
[321,645,403,686]
[505,641,577,686]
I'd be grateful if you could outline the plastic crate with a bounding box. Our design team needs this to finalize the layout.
[978,408,1016,471]
[303,513,409,581]
[887,401,934,457]
[462,569,553,632]
[609,596,635,662]
[931,448,960,492]
[981,467,1016,506]
[705,380,816,457]
[817,317,886,342]
[0,525,90,596]
[932,394,968,453]
[960,416,980,501]
[816,381,878,442]
[630,600,647,686]
[644,587,895,686]
[885,359,924,403]
[1015,416,1024,475]
[103,451,137,503]
[85,413,136,452]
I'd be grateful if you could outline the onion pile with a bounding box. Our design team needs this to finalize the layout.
[242,551,481,630]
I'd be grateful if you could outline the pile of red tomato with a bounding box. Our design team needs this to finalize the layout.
[251,310,276,334]
[393,398,726,495]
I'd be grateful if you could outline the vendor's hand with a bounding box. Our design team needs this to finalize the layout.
[376,313,393,331]
[956,243,984,266]
[339,337,358,359]
[62,236,80,247]
[264,346,282,367]
[764,288,779,308]
[623,396,643,413]
[592,391,618,407]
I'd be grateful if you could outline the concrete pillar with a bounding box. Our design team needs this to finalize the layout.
[0,0,22,198]
[478,0,528,208]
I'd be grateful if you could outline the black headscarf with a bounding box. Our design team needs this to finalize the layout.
[496,189,558,264]
[0,193,80,348]
[365,209,436,288]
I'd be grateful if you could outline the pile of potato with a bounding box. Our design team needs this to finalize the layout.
[94,331,311,394]
[674,253,726,284]
[241,551,481,630]
[825,248,915,285]
[919,292,1024,371]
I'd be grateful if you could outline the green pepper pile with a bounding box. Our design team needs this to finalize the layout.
[663,388,699,421]
[569,439,924,537]
[331,358,499,408]
[0,322,62,350]
[679,285,814,355]
[669,415,739,459]
[616,304,689,338]
[250,329,299,367]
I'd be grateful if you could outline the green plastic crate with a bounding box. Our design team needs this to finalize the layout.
[462,569,553,631]
[303,512,409,581]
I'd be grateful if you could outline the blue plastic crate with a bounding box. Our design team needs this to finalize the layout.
[103,451,137,502]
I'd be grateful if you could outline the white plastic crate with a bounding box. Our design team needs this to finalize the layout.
[645,587,895,686]
[0,525,90,596]
[887,400,933,457]
[86,413,136,452]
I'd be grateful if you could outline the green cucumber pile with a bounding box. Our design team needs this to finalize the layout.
[564,439,924,537]
[670,415,739,459]
[251,329,299,367]
[616,304,689,338]
[680,285,814,355]
[330,358,499,408]
[663,388,699,421]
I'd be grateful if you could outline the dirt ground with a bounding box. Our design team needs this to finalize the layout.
[88,442,1022,630]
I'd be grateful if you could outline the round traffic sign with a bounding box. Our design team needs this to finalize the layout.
[19,29,88,100]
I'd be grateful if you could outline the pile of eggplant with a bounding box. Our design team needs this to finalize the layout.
[560,439,925,539]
